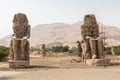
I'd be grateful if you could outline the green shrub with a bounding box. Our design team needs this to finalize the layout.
[113,45,120,55]
[105,45,120,55]
[51,45,69,52]
[105,47,112,55]
[0,46,9,61]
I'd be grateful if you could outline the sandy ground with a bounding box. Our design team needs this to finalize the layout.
[0,71,21,80]
[1,55,120,80]
[7,68,120,80]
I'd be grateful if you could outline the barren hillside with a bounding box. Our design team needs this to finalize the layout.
[0,21,120,47]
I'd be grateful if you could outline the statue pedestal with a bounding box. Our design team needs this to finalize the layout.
[86,59,110,66]
[9,60,29,68]
[9,38,30,69]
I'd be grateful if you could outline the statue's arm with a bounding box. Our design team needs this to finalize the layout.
[27,25,30,39]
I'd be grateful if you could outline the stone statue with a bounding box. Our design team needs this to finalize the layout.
[9,13,30,68]
[80,14,104,62]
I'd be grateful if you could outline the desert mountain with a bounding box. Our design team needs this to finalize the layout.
[0,21,120,47]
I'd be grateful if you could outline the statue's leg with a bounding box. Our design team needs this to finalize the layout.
[13,39,21,60]
[21,39,29,61]
[81,52,84,62]
[21,39,26,60]
[9,40,14,60]
[89,39,98,59]
[81,43,85,62]
[97,38,104,58]
[26,40,30,61]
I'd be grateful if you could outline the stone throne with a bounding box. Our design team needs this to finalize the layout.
[80,14,110,65]
[9,13,30,68]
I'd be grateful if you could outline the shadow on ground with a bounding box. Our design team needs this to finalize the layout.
[29,65,59,69]
[0,76,13,80]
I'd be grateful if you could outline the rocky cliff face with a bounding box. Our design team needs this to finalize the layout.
[0,21,120,47]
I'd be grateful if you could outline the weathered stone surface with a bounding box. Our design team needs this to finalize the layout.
[84,14,97,25]
[9,13,30,68]
[80,14,104,63]
[89,37,104,59]
[9,39,29,61]
[9,61,29,69]
[12,13,30,38]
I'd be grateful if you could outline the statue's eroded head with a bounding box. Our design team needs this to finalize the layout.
[13,13,28,24]
[84,14,97,25]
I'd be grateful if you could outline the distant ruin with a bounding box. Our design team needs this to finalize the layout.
[80,14,110,65]
[9,13,30,68]
[41,44,46,56]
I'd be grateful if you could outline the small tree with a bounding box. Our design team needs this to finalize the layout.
[76,41,82,57]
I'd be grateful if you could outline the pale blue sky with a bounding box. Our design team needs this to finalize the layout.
[0,0,120,38]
